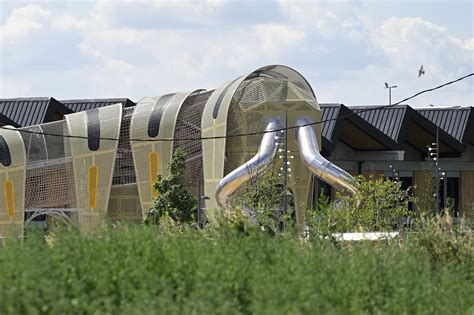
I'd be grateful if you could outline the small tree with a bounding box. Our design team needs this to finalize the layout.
[333,176,415,232]
[235,172,292,234]
[144,148,197,225]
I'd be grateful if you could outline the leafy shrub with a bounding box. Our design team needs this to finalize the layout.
[304,192,330,236]
[0,226,472,314]
[144,148,196,225]
[234,172,292,235]
[410,210,473,265]
[322,176,414,232]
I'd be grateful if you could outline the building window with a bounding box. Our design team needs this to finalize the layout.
[439,177,460,217]
[398,177,412,191]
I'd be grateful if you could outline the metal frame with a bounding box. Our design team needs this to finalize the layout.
[215,117,284,209]
[0,126,26,239]
[66,103,122,232]
[130,91,201,218]
[201,65,320,224]
[24,208,77,226]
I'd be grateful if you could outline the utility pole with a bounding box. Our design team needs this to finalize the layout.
[428,127,445,213]
[196,177,208,228]
[389,154,399,182]
[283,109,289,215]
[384,82,398,105]
[197,177,201,226]
[277,109,294,230]
[435,127,439,213]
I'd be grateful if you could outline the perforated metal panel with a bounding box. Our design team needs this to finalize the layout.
[174,90,213,188]
[20,120,76,209]
[25,161,75,209]
[0,127,26,239]
[113,107,136,185]
[66,104,122,232]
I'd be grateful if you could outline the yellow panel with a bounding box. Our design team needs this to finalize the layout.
[66,104,122,232]
[88,165,99,209]
[0,127,26,239]
[148,151,159,198]
[4,179,14,219]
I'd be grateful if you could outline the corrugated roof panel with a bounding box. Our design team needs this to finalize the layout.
[0,97,71,127]
[13,102,25,124]
[350,106,408,142]
[60,98,135,112]
[440,111,449,130]
[28,100,45,125]
[17,101,27,125]
[393,108,404,139]
[24,101,36,126]
[35,101,49,126]
[457,112,468,140]
[320,104,402,151]
[418,107,471,142]
[380,109,389,136]
[320,104,341,141]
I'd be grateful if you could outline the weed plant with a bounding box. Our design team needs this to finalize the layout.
[0,224,472,314]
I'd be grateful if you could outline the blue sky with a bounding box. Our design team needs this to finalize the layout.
[1,0,473,107]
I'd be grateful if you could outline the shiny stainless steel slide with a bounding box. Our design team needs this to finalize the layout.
[295,117,357,196]
[215,117,284,209]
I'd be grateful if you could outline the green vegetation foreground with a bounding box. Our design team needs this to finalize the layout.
[0,226,472,314]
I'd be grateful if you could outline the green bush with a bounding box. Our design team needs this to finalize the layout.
[309,176,414,233]
[234,172,293,235]
[144,148,197,226]
[409,210,473,265]
[0,226,472,314]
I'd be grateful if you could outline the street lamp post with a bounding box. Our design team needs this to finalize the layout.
[384,82,398,105]
[428,127,446,213]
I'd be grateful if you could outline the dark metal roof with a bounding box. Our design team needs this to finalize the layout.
[320,103,340,141]
[320,104,400,153]
[418,107,474,144]
[60,98,136,112]
[0,97,72,127]
[353,106,407,141]
[351,105,465,154]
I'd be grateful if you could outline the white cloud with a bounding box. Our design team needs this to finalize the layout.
[0,1,472,106]
[278,0,365,41]
[255,24,306,57]
[0,4,51,44]
[374,17,473,74]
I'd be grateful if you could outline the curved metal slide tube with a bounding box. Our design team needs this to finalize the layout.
[296,117,357,196]
[216,117,284,209]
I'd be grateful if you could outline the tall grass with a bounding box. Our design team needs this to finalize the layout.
[0,226,472,314]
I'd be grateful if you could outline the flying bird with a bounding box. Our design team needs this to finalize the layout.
[418,65,425,77]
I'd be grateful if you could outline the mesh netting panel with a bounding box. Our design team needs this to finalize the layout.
[225,76,317,175]
[233,78,286,110]
[20,121,70,163]
[112,107,136,185]
[19,121,76,209]
[173,90,213,186]
[25,160,76,209]
[233,77,316,110]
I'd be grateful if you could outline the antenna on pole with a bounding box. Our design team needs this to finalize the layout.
[384,82,398,105]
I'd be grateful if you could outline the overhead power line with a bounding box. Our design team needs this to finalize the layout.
[2,73,473,142]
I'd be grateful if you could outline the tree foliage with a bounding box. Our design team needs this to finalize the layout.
[144,148,196,225]
[234,172,292,234]
[308,176,415,233]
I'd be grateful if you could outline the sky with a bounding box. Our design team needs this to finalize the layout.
[1,0,473,107]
